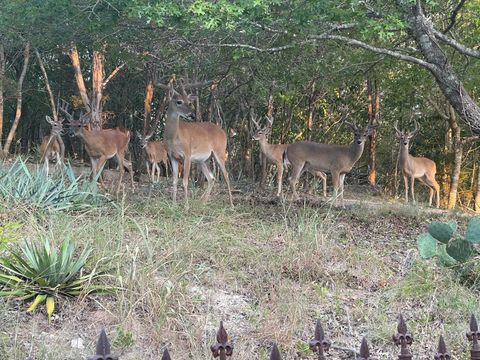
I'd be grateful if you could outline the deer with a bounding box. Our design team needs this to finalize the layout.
[394,120,440,208]
[39,115,65,175]
[59,100,134,193]
[251,115,327,197]
[136,131,169,182]
[284,120,378,207]
[154,78,233,207]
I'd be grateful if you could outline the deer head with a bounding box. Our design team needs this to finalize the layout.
[394,119,419,147]
[58,99,91,137]
[154,76,199,121]
[344,120,378,145]
[252,115,273,141]
[45,115,64,137]
[136,131,153,148]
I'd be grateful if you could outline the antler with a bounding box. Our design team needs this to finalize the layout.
[343,120,359,132]
[409,119,420,137]
[251,114,261,130]
[393,120,402,135]
[58,99,74,123]
[265,114,274,128]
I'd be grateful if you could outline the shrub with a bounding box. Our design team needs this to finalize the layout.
[0,222,21,251]
[0,237,110,321]
[0,158,107,212]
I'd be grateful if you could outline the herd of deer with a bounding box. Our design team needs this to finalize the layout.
[39,80,440,208]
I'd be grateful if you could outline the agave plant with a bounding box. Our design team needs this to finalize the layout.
[0,237,109,321]
[0,158,106,212]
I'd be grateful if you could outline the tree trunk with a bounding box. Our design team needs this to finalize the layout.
[69,46,91,113]
[367,79,379,188]
[143,79,154,134]
[3,42,30,157]
[398,1,480,134]
[260,91,274,189]
[447,106,461,209]
[0,43,5,149]
[91,51,104,130]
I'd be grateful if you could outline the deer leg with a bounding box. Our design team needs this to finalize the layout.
[164,160,169,179]
[331,171,341,206]
[276,162,283,197]
[410,176,416,204]
[44,154,49,176]
[114,155,126,194]
[155,163,161,182]
[424,176,441,208]
[146,161,151,181]
[93,156,108,189]
[170,158,179,203]
[403,175,409,203]
[339,173,346,207]
[182,157,192,208]
[199,162,215,203]
[320,172,327,197]
[213,152,233,206]
[289,163,304,201]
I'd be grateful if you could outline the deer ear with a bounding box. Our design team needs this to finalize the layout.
[45,115,53,124]
[136,131,142,139]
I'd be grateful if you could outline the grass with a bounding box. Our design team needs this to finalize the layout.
[0,186,478,359]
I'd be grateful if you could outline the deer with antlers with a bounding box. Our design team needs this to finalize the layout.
[154,78,233,207]
[394,120,440,208]
[39,115,65,175]
[285,121,378,207]
[59,101,134,193]
[252,115,327,197]
[136,131,169,182]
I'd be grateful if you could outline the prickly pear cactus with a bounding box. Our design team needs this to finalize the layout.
[465,217,480,244]
[417,217,480,266]
[428,221,457,244]
[437,245,457,267]
[446,238,474,263]
[417,233,437,259]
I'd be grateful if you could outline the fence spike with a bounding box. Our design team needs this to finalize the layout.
[467,314,480,360]
[211,321,233,359]
[270,343,282,360]
[309,320,331,360]
[358,337,373,360]
[161,348,172,360]
[87,328,118,360]
[393,314,413,360]
[434,335,451,360]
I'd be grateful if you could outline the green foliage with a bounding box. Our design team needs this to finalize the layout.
[0,237,110,321]
[0,158,106,212]
[0,222,21,251]
[417,218,480,266]
[113,326,135,349]
[416,233,437,259]
[465,217,480,243]
[428,221,457,244]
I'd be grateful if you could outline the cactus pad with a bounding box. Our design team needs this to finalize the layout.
[428,221,456,244]
[437,245,457,267]
[465,217,480,244]
[417,233,437,259]
[446,238,474,263]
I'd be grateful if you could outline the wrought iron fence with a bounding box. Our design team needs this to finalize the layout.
[86,314,480,359]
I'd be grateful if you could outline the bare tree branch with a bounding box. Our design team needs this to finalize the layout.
[443,0,467,33]
[102,63,125,88]
[432,28,480,58]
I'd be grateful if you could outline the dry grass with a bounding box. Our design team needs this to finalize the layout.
[0,181,478,359]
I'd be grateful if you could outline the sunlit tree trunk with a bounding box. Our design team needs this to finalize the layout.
[367,79,380,188]
[3,42,30,157]
[447,106,461,209]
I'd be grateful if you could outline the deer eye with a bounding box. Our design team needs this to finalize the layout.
[176,100,183,105]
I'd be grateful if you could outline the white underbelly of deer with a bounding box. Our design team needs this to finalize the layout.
[191,152,212,163]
